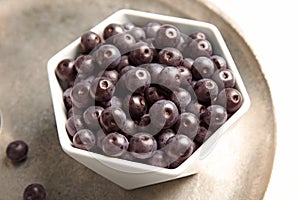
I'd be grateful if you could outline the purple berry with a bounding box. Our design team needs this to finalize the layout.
[101,132,129,157]
[149,100,179,129]
[73,129,96,150]
[80,31,101,53]
[6,140,28,163]
[129,132,157,159]
[103,23,124,40]
[23,183,46,200]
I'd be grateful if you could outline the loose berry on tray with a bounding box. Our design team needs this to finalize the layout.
[6,140,28,163]
[23,183,46,200]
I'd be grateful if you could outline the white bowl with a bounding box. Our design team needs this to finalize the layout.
[47,9,251,190]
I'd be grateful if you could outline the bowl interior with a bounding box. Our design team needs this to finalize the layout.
[47,9,250,175]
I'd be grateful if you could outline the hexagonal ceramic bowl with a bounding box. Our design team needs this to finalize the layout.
[47,9,250,190]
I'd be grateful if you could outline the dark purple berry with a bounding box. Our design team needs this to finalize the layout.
[99,70,119,85]
[139,114,151,127]
[192,56,215,79]
[147,150,168,168]
[99,107,126,133]
[6,140,28,163]
[157,66,181,89]
[67,108,73,118]
[158,47,183,66]
[106,96,123,108]
[181,58,194,70]
[111,32,136,54]
[165,134,193,162]
[90,77,115,102]
[128,95,147,120]
[170,88,192,111]
[139,63,164,83]
[168,159,184,169]
[83,106,104,130]
[129,42,153,65]
[92,44,121,70]
[154,24,181,48]
[203,105,228,128]
[145,86,164,106]
[174,112,199,139]
[74,54,95,76]
[149,100,179,129]
[120,119,137,136]
[123,22,135,30]
[120,151,135,161]
[157,129,175,149]
[103,23,124,40]
[212,69,236,89]
[189,31,207,40]
[156,84,173,98]
[75,74,95,85]
[67,107,84,118]
[137,114,160,135]
[23,183,46,200]
[73,129,96,150]
[55,59,76,83]
[217,88,243,113]
[144,22,161,38]
[184,39,212,59]
[124,67,151,93]
[129,132,157,159]
[186,101,206,118]
[101,132,129,157]
[194,79,218,104]
[80,31,101,53]
[70,81,92,108]
[194,126,213,145]
[116,55,130,72]
[63,88,72,110]
[96,129,106,149]
[178,66,192,85]
[65,115,85,138]
[128,27,146,42]
[211,55,227,70]
[176,36,188,52]
[118,65,135,77]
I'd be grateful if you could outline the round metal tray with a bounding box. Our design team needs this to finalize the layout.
[0,0,276,199]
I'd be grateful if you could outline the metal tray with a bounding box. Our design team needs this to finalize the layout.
[0,0,276,199]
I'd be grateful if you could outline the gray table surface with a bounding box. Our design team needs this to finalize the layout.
[0,0,276,199]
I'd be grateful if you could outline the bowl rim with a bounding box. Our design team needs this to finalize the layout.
[47,9,251,176]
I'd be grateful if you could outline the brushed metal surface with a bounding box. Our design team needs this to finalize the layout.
[0,0,276,199]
